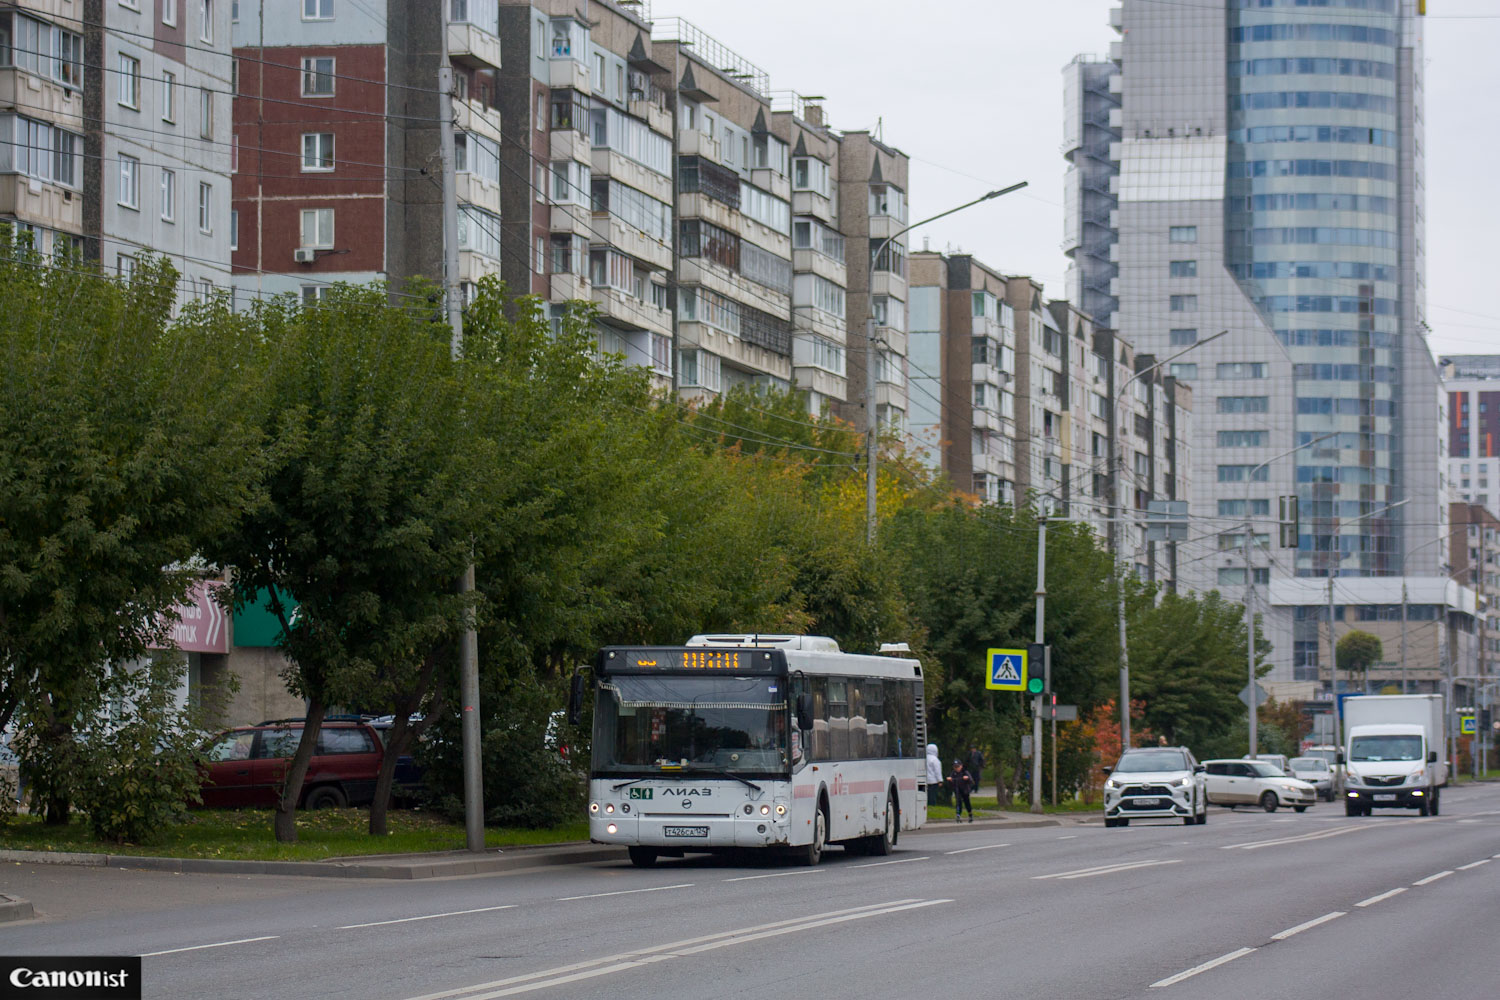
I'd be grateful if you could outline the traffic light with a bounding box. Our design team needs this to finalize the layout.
[1279,495,1299,548]
[1027,676,1044,695]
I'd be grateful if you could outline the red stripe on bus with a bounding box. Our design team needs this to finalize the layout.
[793,786,817,798]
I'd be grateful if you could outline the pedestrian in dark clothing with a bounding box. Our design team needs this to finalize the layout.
[948,760,974,822]
[966,745,985,792]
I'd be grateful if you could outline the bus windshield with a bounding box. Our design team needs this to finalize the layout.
[595,674,789,775]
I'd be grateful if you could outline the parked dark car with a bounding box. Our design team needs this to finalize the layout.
[200,718,386,809]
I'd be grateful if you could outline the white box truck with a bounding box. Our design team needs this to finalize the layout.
[1342,694,1447,817]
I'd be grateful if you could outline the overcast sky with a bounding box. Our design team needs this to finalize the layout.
[668,0,1499,360]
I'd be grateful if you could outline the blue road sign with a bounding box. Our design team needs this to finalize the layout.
[1460,715,1477,736]
[986,648,1027,692]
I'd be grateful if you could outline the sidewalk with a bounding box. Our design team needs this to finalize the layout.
[0,809,1099,891]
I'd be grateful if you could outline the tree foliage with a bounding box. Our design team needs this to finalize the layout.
[1338,630,1383,676]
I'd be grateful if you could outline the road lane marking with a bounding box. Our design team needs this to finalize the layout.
[722,869,827,882]
[340,905,517,930]
[141,936,279,958]
[1271,911,1345,940]
[1413,870,1453,886]
[849,856,929,868]
[398,899,951,1000]
[1035,859,1182,880]
[1355,887,1407,907]
[1220,825,1371,850]
[1056,835,1077,840]
[557,883,693,901]
[1149,947,1257,988]
[945,843,1010,855]
[1458,859,1491,871]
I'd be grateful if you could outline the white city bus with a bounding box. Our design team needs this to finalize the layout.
[573,634,928,867]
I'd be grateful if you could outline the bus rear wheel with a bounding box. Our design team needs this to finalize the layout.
[627,847,658,868]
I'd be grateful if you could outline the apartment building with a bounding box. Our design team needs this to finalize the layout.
[1071,1,1450,691]
[230,1,499,305]
[1442,356,1500,522]
[1,1,231,297]
[1061,53,1119,331]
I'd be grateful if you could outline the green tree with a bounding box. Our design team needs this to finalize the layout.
[0,248,257,822]
[205,283,490,842]
[1337,630,1383,691]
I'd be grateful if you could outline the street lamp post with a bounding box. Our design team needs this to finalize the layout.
[1242,431,1336,756]
[1398,526,1465,694]
[1110,328,1229,748]
[864,181,1028,546]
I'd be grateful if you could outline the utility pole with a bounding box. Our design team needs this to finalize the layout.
[865,317,879,546]
[439,36,484,852]
[1032,515,1046,814]
[1118,556,1131,749]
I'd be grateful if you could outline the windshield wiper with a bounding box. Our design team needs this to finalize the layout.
[610,776,653,791]
[687,768,763,792]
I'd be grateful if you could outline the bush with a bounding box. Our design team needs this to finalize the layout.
[71,659,209,844]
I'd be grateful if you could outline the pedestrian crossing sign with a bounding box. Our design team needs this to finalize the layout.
[986,648,1027,692]
[1460,715,1476,736]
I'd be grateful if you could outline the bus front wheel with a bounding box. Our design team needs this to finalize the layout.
[797,807,827,866]
[867,793,897,856]
[627,847,658,868]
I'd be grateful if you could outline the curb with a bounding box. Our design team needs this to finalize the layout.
[0,844,628,881]
[0,893,35,924]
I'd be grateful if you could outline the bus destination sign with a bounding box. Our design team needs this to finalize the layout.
[601,647,782,674]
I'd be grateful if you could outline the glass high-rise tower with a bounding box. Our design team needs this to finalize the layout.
[1067,0,1447,689]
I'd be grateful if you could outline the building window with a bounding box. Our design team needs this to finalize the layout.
[1169,260,1197,277]
[197,181,212,232]
[1169,328,1197,346]
[199,0,213,43]
[199,88,212,137]
[1217,362,1268,379]
[117,254,138,281]
[302,284,330,304]
[534,236,545,275]
[534,17,545,59]
[1169,363,1197,380]
[1218,567,1269,586]
[119,54,140,109]
[1219,499,1271,517]
[118,154,140,209]
[303,0,332,19]
[1218,430,1268,448]
[230,208,238,250]
[1217,396,1269,414]
[11,117,82,188]
[302,57,335,96]
[300,208,333,248]
[1218,464,1270,483]
[159,168,175,221]
[1169,294,1198,312]
[535,91,545,130]
[301,132,334,171]
[161,70,176,122]
[1170,225,1198,243]
[162,0,178,25]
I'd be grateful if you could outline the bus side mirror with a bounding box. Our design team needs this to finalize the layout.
[1427,750,1438,764]
[796,693,813,731]
[567,672,585,727]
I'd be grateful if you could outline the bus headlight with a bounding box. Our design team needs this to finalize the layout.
[605,803,615,814]
[760,804,771,815]
[606,823,617,835]
[775,804,786,816]
[589,802,599,814]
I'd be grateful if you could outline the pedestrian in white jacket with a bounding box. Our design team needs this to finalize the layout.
[925,743,942,806]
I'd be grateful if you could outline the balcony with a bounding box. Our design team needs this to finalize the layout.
[454,171,501,216]
[591,148,673,203]
[868,215,905,243]
[874,382,906,410]
[792,248,846,287]
[447,21,502,71]
[0,174,82,233]
[0,69,83,133]
[453,97,501,138]
[457,249,502,285]
[550,203,594,238]
[876,325,907,358]
[629,97,673,137]
[678,129,722,165]
[973,408,1000,432]
[550,58,590,92]
[870,270,907,300]
[791,189,833,224]
[676,191,740,234]
[598,213,672,271]
[592,285,671,336]
[550,128,590,164]
[790,364,847,402]
[550,271,588,303]
[751,167,790,202]
[791,305,844,342]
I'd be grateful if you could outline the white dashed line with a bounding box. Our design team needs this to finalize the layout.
[849,856,930,869]
[1149,947,1257,988]
[1271,911,1345,940]
[1056,835,1077,840]
[141,936,279,958]
[1458,859,1491,871]
[944,843,1010,855]
[1035,859,1182,880]
[1413,870,1453,886]
[722,869,828,882]
[340,905,517,929]
[1355,887,1407,907]
[557,884,693,901]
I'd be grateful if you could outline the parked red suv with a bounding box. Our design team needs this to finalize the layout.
[200,718,385,809]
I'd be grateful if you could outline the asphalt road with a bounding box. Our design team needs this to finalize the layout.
[3,784,1499,1000]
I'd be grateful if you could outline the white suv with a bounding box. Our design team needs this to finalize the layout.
[1103,747,1208,828]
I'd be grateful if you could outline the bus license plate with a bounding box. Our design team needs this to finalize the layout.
[664,825,709,838]
[1374,794,1396,802]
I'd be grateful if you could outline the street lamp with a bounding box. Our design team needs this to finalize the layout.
[864,181,1029,545]
[1243,430,1337,756]
[1398,526,1466,694]
[1111,328,1229,748]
